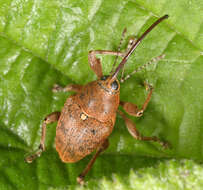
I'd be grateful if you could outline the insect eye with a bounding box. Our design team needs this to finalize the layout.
[101,75,109,80]
[111,80,118,90]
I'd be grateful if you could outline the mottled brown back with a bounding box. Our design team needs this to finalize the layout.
[55,95,114,163]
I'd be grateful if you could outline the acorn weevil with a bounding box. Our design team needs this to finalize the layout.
[25,15,169,185]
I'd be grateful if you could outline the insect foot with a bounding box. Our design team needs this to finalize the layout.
[151,136,170,149]
[25,148,42,163]
[159,140,170,149]
[52,84,64,92]
[77,175,85,186]
[136,110,144,117]
[144,82,153,91]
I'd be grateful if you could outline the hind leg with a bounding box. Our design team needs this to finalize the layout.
[77,139,109,185]
[119,83,168,148]
[25,111,61,163]
[118,110,168,148]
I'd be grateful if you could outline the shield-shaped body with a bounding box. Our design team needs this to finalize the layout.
[55,80,120,162]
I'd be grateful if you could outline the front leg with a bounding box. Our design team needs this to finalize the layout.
[120,83,153,117]
[88,50,125,78]
[52,84,83,93]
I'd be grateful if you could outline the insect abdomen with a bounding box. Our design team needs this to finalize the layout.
[55,95,114,163]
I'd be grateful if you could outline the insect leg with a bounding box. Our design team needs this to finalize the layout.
[77,139,109,185]
[52,84,83,93]
[121,54,165,83]
[111,28,127,74]
[120,36,137,81]
[88,50,125,78]
[25,111,61,163]
[118,110,168,148]
[88,34,138,79]
[120,83,153,117]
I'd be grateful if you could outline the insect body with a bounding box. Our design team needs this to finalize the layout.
[25,15,169,185]
[55,79,119,163]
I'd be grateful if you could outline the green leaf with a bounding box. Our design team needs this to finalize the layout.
[74,159,203,190]
[0,0,202,189]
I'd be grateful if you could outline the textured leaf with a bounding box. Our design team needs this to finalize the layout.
[74,159,203,190]
[0,0,202,189]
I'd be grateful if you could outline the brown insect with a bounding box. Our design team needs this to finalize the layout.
[25,15,169,185]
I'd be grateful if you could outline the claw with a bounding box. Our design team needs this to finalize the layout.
[144,82,153,91]
[77,175,85,185]
[136,110,143,117]
[52,84,63,92]
[24,149,42,163]
[25,155,34,163]
[160,141,170,149]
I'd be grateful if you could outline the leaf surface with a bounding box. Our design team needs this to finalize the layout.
[0,0,202,189]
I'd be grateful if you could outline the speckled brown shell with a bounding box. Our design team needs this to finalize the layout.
[55,80,120,163]
[78,80,120,122]
[55,95,114,163]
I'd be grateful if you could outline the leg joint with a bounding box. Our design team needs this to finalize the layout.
[44,112,60,124]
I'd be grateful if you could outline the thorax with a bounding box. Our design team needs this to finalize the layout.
[76,80,120,123]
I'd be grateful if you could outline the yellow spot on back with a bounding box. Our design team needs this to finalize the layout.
[80,113,87,120]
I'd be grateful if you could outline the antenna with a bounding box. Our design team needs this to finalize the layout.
[111,15,169,80]
[110,28,127,74]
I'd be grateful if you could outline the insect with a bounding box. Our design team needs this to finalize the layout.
[25,15,169,185]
